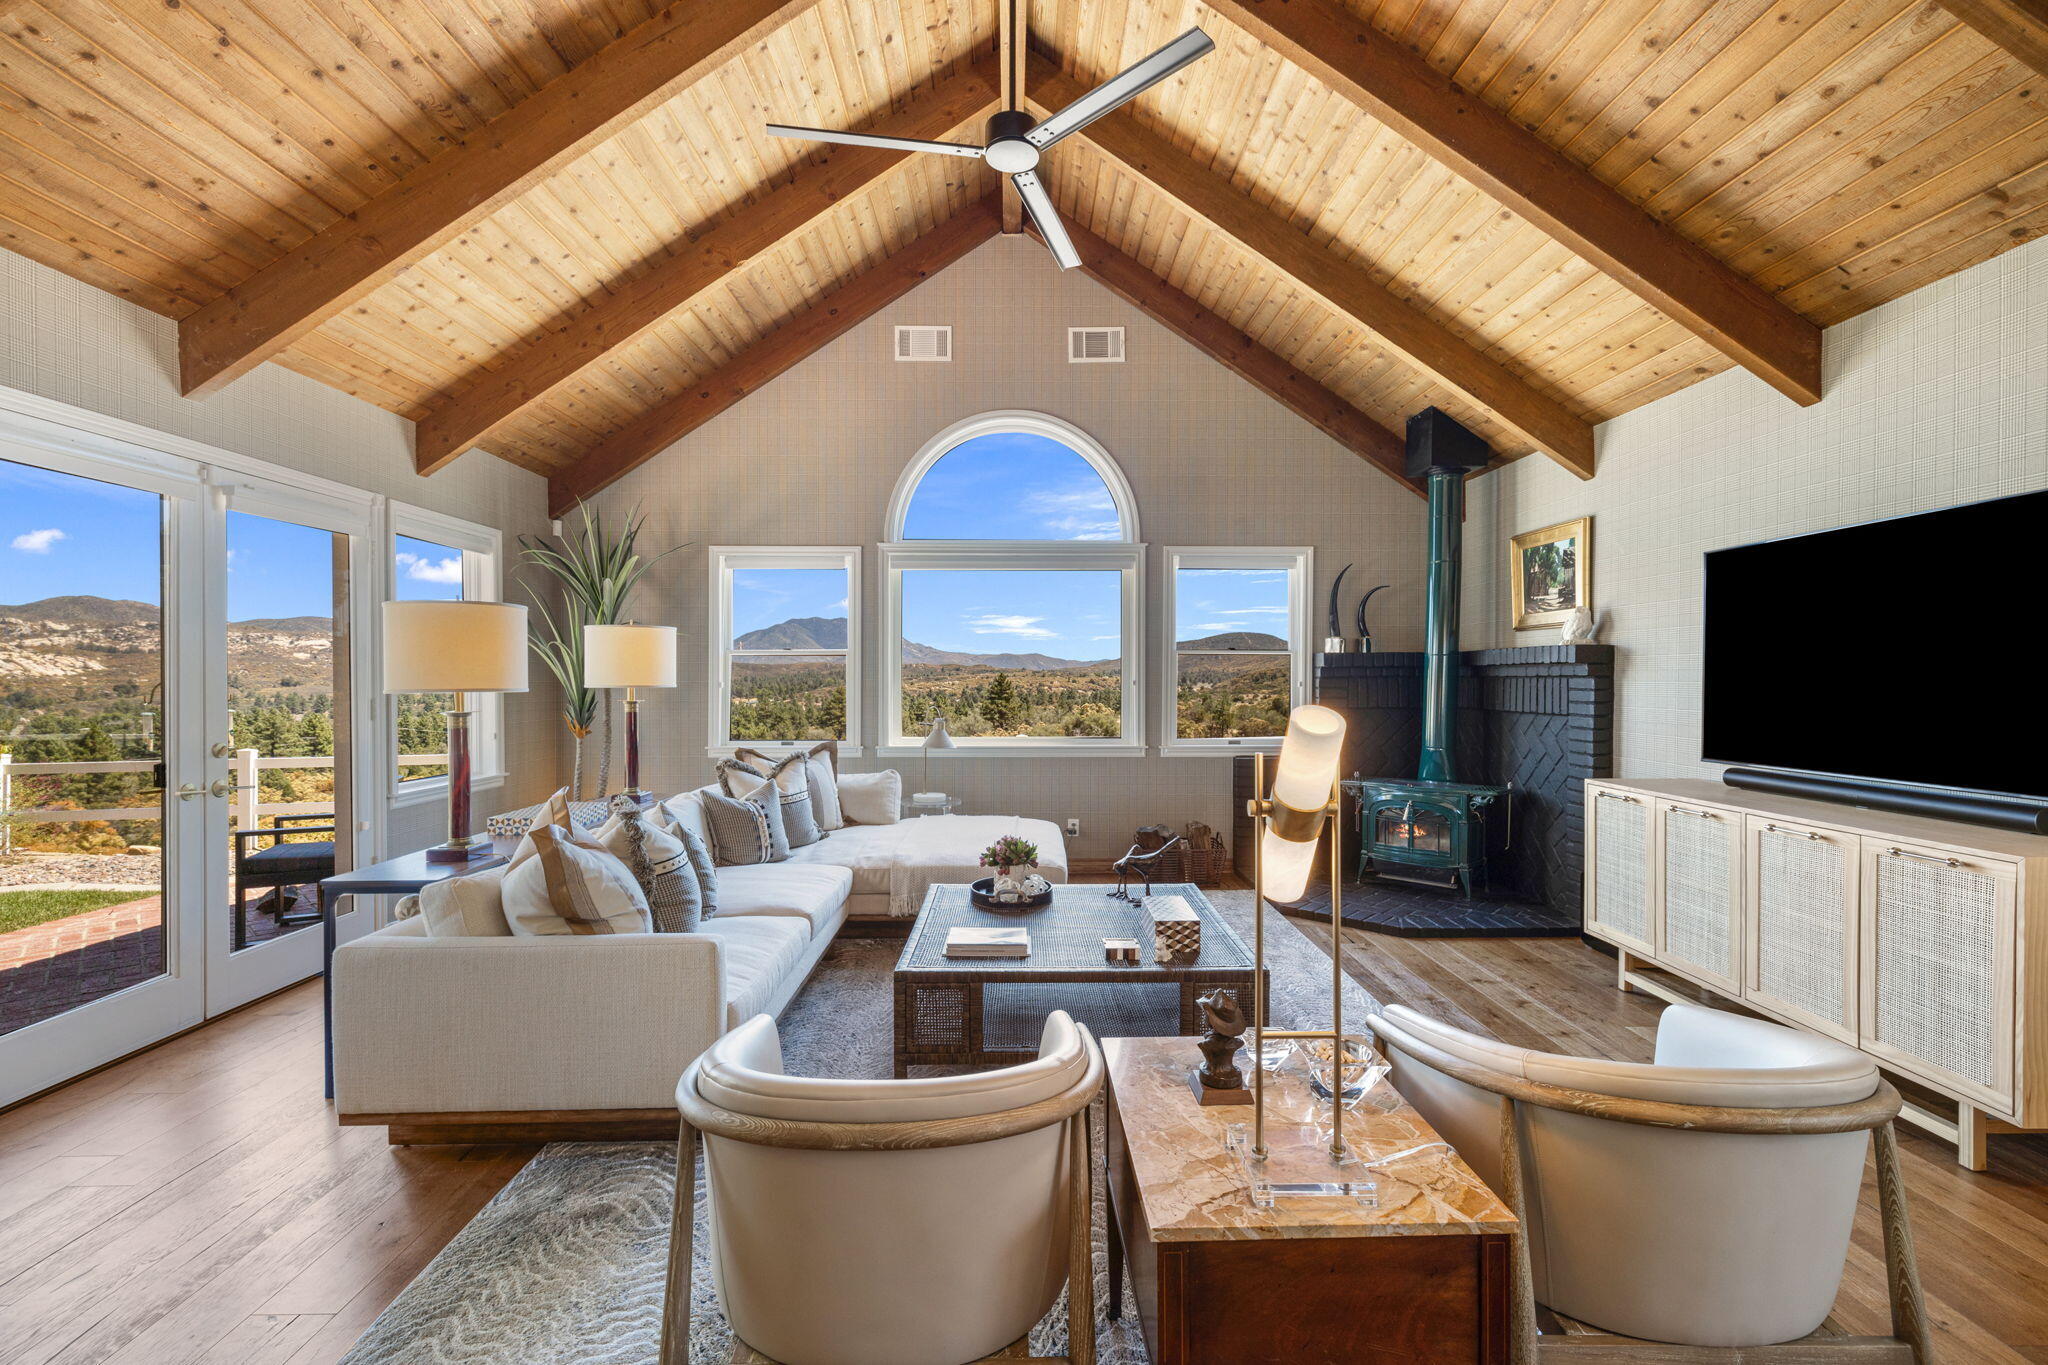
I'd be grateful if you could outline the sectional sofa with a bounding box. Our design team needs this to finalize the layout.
[331,787,1068,1143]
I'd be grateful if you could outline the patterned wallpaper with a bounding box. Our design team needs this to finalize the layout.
[1465,232,2048,781]
[586,235,1435,859]
[0,246,561,854]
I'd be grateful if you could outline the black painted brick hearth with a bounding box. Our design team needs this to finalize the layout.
[1307,644,1615,922]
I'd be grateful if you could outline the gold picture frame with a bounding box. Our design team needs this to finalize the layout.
[1509,517,1590,631]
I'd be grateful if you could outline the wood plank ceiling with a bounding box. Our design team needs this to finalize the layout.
[0,0,2042,512]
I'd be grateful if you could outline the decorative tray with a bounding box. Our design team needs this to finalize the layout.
[968,877,1054,912]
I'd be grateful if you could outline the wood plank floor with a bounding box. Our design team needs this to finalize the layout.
[3,913,2046,1362]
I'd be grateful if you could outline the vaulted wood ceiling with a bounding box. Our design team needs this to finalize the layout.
[0,0,2043,514]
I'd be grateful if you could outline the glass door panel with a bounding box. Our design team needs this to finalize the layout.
[0,448,205,1105]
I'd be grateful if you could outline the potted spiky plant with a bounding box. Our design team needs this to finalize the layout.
[520,503,679,798]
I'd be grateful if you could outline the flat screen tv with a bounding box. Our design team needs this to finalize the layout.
[1701,488,2047,802]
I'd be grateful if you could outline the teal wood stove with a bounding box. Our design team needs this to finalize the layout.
[1352,409,1509,899]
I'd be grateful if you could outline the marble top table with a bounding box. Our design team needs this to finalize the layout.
[1103,1035,1516,1363]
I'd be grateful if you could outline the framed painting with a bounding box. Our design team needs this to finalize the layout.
[1509,517,1590,631]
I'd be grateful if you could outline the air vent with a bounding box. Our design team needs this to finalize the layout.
[894,325,952,362]
[1068,326,1125,363]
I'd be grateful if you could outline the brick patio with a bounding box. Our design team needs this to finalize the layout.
[0,884,319,1036]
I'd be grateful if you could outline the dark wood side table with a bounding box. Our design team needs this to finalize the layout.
[1102,1036,1516,1364]
[317,848,506,1098]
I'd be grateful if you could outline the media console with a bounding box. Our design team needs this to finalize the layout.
[1583,777,2048,1169]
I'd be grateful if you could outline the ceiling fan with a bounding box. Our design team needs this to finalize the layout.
[765,27,1215,270]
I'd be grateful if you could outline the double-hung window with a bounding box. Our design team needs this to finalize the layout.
[881,412,1144,755]
[387,504,504,793]
[1162,548,1312,753]
[709,547,860,753]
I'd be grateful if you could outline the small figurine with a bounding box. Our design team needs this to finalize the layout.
[1189,987,1253,1105]
[1109,834,1183,905]
[1561,604,1600,644]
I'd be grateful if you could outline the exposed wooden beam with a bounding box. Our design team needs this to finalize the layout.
[1939,0,2048,80]
[1066,224,1420,495]
[1028,60,1594,478]
[1202,0,1824,408]
[177,0,825,399]
[415,63,1000,475]
[999,0,1027,233]
[547,202,1000,516]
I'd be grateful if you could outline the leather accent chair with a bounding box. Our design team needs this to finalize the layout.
[1371,1002,1930,1359]
[664,1010,1104,1365]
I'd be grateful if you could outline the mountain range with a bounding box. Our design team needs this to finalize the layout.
[1,595,333,690]
[734,615,1284,668]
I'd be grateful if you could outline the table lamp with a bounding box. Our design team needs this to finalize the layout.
[916,714,956,804]
[584,623,677,800]
[383,600,529,862]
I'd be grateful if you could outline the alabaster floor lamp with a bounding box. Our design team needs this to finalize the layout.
[584,623,677,801]
[382,600,529,863]
[1247,703,1350,1163]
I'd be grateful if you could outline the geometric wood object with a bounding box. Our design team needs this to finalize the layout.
[1205,0,1827,409]
[176,0,829,399]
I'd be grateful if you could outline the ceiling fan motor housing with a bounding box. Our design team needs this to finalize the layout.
[984,109,1041,173]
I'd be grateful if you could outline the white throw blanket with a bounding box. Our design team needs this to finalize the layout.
[886,814,1066,917]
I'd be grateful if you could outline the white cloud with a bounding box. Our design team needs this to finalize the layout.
[1021,485,1122,540]
[1195,622,1236,631]
[396,551,463,584]
[833,597,849,611]
[1213,606,1285,615]
[10,528,65,554]
[1090,634,1118,641]
[966,613,1058,639]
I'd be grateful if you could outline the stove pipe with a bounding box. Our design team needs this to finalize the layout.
[1404,409,1496,784]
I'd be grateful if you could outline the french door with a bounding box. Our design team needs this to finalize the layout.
[0,430,376,1105]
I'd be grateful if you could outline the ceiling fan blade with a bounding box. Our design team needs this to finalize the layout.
[1012,172,1081,270]
[1025,28,1214,150]
[764,124,986,159]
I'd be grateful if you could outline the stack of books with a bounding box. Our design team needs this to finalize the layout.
[944,926,1031,958]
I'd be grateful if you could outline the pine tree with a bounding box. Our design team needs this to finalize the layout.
[297,711,334,756]
[980,672,1022,732]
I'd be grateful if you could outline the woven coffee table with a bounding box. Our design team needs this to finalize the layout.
[892,882,1264,1076]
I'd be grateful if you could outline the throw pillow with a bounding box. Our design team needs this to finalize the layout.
[701,785,789,865]
[529,786,573,833]
[660,790,721,916]
[595,795,703,934]
[718,754,821,848]
[837,769,902,825]
[419,865,513,937]
[739,742,841,831]
[392,894,421,920]
[502,824,651,935]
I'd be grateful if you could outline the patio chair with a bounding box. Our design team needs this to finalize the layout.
[232,814,336,949]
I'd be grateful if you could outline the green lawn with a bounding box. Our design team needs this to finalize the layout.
[0,888,152,935]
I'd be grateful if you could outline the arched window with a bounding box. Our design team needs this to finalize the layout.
[882,413,1143,753]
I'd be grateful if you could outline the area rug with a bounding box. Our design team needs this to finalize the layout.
[341,890,1379,1365]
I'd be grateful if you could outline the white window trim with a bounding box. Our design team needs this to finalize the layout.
[707,546,863,758]
[879,541,1146,757]
[885,410,1140,543]
[1159,547,1313,756]
[387,503,507,808]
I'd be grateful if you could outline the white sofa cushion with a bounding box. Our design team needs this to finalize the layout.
[781,822,901,895]
[419,865,513,937]
[711,863,852,937]
[698,917,811,1027]
[836,769,901,825]
[503,825,652,936]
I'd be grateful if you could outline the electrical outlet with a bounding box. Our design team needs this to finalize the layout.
[1065,818,1081,837]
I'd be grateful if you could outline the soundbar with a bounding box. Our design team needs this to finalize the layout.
[1722,767,2048,835]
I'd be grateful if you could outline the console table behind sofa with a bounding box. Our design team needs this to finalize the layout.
[1582,777,2048,1169]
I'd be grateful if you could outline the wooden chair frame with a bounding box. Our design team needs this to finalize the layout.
[661,1029,1105,1365]
[1380,1030,1931,1364]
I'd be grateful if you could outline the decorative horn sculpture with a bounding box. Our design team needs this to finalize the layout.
[1323,564,1353,653]
[1355,584,1389,654]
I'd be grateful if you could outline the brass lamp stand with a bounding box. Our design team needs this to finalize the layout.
[1247,748,1353,1162]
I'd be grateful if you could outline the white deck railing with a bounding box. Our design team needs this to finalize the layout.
[0,750,448,852]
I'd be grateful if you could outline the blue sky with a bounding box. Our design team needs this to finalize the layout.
[902,433,1123,540]
[2,456,463,617]
[1174,569,1291,645]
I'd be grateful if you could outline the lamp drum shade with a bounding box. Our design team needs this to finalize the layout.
[382,600,529,694]
[1260,704,1347,904]
[584,624,679,689]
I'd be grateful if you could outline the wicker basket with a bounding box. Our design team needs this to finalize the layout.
[1170,822,1232,887]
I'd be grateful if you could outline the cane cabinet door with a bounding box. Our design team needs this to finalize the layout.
[1745,817,1859,1043]
[1586,784,1654,954]
[1860,839,2017,1112]
[1654,800,1744,995]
